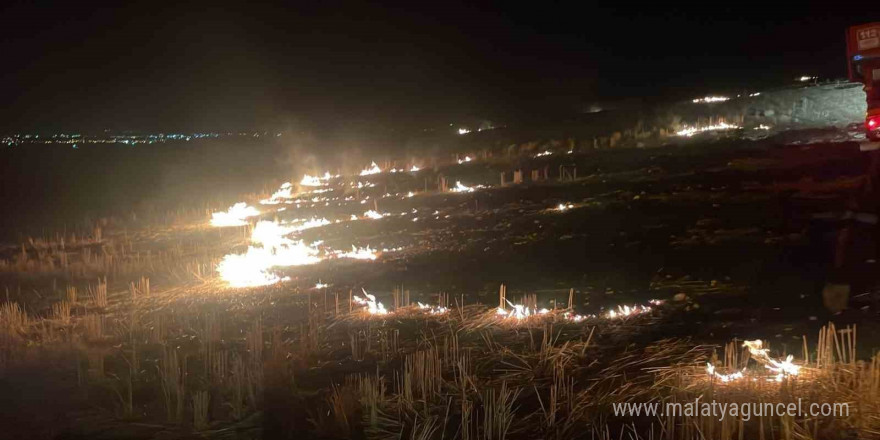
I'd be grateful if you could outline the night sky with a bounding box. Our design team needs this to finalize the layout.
[0,2,874,133]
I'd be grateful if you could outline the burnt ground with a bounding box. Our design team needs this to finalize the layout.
[2,130,880,438]
[278,134,880,349]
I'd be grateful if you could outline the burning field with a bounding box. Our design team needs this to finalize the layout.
[2,128,880,439]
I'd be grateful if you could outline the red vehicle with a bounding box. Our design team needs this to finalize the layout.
[848,22,880,141]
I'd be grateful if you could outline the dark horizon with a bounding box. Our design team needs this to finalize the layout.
[1,1,871,134]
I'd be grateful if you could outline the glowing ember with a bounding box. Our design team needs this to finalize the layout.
[410,165,421,172]
[300,174,326,187]
[706,363,745,383]
[535,150,552,157]
[353,289,387,315]
[676,121,740,137]
[563,311,592,322]
[743,339,800,380]
[360,161,382,176]
[554,203,574,212]
[260,182,294,205]
[417,302,448,314]
[363,210,385,220]
[692,96,730,104]
[457,156,473,164]
[497,300,548,320]
[210,202,260,227]
[458,128,471,135]
[703,339,801,383]
[336,245,378,260]
[606,304,652,319]
[290,217,331,232]
[450,181,475,193]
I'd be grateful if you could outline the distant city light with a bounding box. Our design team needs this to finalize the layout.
[692,96,730,104]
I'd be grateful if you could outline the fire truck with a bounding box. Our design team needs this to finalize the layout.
[820,23,880,313]
[848,22,880,142]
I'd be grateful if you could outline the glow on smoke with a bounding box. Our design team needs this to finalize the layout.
[210,202,260,227]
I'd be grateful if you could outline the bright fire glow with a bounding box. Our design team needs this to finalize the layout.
[360,162,382,176]
[363,210,386,220]
[554,203,574,212]
[496,300,550,320]
[217,240,320,288]
[353,289,387,315]
[218,220,323,288]
[417,302,448,314]
[210,202,260,227]
[706,364,745,382]
[335,245,378,260]
[410,165,421,172]
[300,172,333,187]
[676,122,740,137]
[606,304,652,319]
[290,217,331,232]
[458,128,471,135]
[251,221,294,247]
[535,150,552,157]
[743,339,800,380]
[260,182,294,205]
[450,181,476,193]
[704,339,801,383]
[457,156,473,164]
